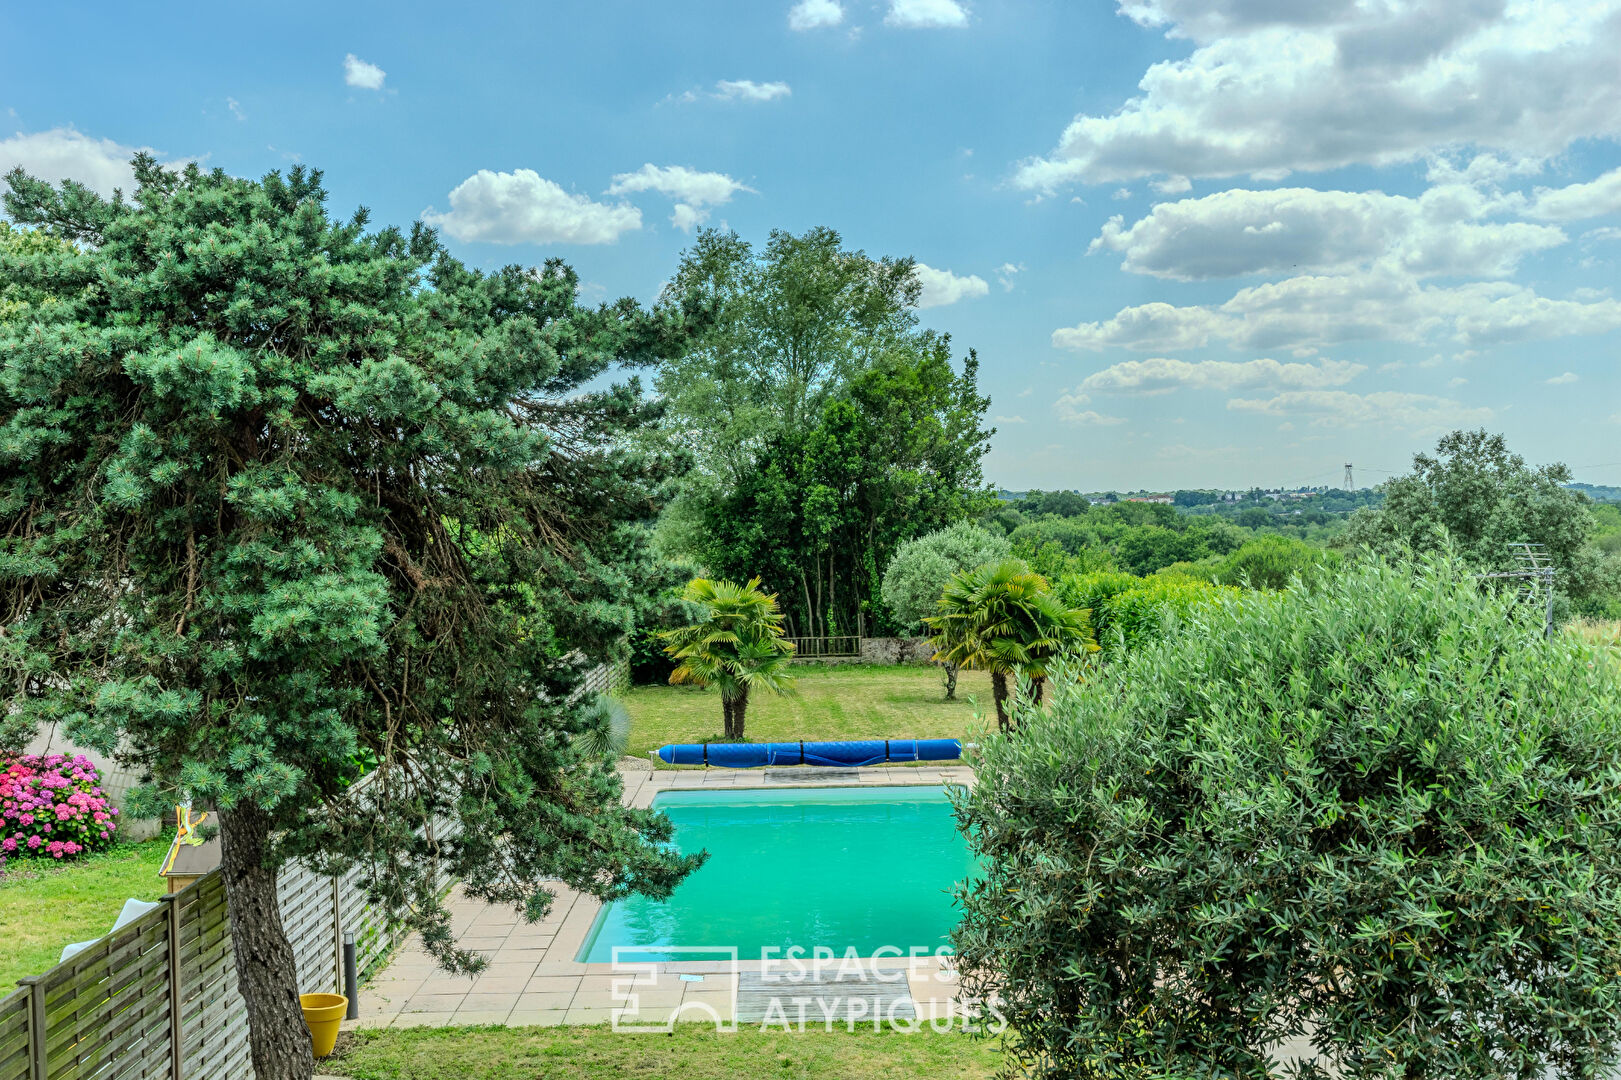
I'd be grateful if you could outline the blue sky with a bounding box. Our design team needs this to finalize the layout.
[4,0,1620,492]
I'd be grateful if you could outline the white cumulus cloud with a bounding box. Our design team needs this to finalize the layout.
[714,80,792,103]
[343,54,386,91]
[607,164,754,231]
[1015,2,1621,190]
[1078,356,1365,395]
[789,0,844,30]
[886,0,970,28]
[913,263,990,308]
[1522,168,1621,222]
[1054,268,1621,353]
[1055,391,1126,426]
[0,127,185,198]
[1226,389,1494,431]
[422,170,641,245]
[1545,371,1580,385]
[1090,186,1564,281]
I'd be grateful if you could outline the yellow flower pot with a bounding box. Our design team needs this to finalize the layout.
[299,993,348,1058]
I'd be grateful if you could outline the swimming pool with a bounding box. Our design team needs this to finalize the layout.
[577,785,974,963]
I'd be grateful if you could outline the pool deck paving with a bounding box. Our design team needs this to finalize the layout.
[346,763,976,1032]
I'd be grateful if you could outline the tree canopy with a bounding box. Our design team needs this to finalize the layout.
[1345,429,1617,611]
[880,520,1012,634]
[655,226,994,638]
[0,159,699,1078]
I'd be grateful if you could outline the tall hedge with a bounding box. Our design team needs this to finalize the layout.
[1056,571,1235,655]
[954,558,1621,1078]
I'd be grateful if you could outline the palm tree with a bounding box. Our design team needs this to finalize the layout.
[925,559,1097,732]
[661,577,797,740]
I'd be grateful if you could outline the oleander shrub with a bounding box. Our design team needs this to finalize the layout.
[1,753,120,864]
[954,557,1621,1079]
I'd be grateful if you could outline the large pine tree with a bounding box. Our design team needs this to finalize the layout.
[0,159,701,1079]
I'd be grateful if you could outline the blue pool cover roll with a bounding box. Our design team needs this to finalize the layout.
[654,738,963,768]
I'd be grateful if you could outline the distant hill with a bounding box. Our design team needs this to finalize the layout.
[1568,483,1621,503]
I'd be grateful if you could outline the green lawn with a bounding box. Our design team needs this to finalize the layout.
[0,833,173,987]
[326,1025,1000,1080]
[622,664,995,760]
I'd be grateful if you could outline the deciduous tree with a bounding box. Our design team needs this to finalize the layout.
[881,522,1011,698]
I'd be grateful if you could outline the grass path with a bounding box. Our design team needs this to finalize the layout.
[0,834,172,986]
[325,1025,1000,1080]
[621,664,995,760]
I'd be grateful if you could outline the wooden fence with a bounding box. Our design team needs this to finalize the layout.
[0,851,422,1080]
[0,657,621,1079]
[783,635,861,659]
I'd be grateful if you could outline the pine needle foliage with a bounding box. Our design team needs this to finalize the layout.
[954,557,1621,1079]
[0,159,702,1076]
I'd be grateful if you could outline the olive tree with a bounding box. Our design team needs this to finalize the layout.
[955,557,1621,1078]
[881,521,1010,697]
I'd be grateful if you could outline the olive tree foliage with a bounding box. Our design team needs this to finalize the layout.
[0,161,701,1079]
[1345,429,1617,612]
[881,521,1010,698]
[954,557,1621,1079]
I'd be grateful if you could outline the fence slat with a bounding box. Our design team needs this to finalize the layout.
[10,798,462,1080]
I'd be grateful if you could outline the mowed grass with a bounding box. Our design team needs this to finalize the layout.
[621,664,995,760]
[325,1024,1000,1080]
[0,833,172,986]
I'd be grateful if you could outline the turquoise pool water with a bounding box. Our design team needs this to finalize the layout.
[578,785,974,963]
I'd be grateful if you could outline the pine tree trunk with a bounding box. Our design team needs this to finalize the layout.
[991,672,1011,733]
[219,805,315,1080]
[733,685,749,741]
[942,662,958,701]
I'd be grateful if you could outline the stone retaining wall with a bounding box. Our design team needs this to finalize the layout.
[858,636,936,665]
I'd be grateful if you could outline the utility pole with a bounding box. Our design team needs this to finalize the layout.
[1343,463,1354,490]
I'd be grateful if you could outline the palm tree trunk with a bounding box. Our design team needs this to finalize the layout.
[1031,675,1046,706]
[721,696,735,740]
[942,661,958,700]
[991,672,1011,733]
[733,684,750,741]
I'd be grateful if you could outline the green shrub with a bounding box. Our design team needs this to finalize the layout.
[1150,559,1218,582]
[1102,577,1237,654]
[1056,571,1232,655]
[1053,571,1140,639]
[954,558,1621,1078]
[1210,534,1340,591]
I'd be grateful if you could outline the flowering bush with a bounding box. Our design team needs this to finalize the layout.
[1,753,119,865]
